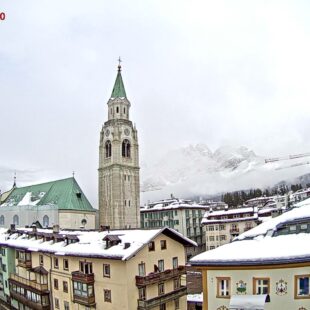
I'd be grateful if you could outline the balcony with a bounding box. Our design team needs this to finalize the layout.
[10,290,50,310]
[72,271,94,284]
[17,259,32,269]
[9,274,48,292]
[230,228,239,234]
[136,266,186,287]
[244,226,253,232]
[73,294,95,307]
[137,286,187,309]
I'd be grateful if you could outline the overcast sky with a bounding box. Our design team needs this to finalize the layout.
[1,0,310,206]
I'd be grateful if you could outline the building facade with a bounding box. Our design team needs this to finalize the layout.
[0,177,96,229]
[191,202,310,310]
[99,64,140,229]
[0,226,195,310]
[141,198,207,260]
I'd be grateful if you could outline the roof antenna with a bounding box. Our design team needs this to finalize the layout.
[72,171,75,178]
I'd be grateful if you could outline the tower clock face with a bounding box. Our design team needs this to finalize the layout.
[105,129,110,137]
[124,128,130,136]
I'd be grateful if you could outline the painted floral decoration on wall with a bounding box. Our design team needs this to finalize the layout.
[236,280,247,294]
[275,279,288,295]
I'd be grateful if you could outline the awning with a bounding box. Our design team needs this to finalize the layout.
[229,294,270,310]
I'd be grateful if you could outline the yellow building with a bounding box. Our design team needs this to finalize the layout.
[1,226,196,310]
[190,200,310,310]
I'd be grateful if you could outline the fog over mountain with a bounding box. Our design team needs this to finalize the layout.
[141,144,310,204]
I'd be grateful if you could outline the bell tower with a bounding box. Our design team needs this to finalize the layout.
[98,62,140,229]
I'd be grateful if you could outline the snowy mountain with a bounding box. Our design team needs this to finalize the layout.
[141,144,309,203]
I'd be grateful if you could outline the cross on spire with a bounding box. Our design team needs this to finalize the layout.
[118,56,122,71]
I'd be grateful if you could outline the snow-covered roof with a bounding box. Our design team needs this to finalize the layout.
[0,227,196,261]
[190,204,310,266]
[141,202,207,212]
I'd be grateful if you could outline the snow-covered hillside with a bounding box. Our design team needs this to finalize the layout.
[141,144,309,203]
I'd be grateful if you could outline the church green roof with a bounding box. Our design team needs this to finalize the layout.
[3,177,95,212]
[111,66,127,98]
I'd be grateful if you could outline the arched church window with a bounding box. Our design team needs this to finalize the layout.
[124,107,126,114]
[43,215,49,227]
[116,106,119,113]
[0,215,4,226]
[13,214,19,226]
[122,139,130,158]
[105,140,112,158]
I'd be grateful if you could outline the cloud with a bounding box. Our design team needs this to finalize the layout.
[1,0,310,205]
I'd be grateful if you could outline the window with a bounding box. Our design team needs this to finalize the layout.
[253,278,270,295]
[158,260,164,272]
[79,261,93,274]
[160,304,166,310]
[116,106,119,113]
[158,283,165,295]
[81,219,87,226]
[139,287,146,300]
[172,257,178,269]
[43,215,49,227]
[55,298,59,309]
[175,298,180,309]
[209,236,214,241]
[0,215,4,226]
[64,301,69,310]
[124,107,126,114]
[105,140,112,158]
[73,281,94,298]
[219,224,225,230]
[54,257,59,269]
[295,275,310,298]
[220,235,226,241]
[63,281,68,293]
[54,279,59,290]
[160,240,167,250]
[13,214,19,225]
[39,254,43,265]
[122,139,130,157]
[210,246,215,250]
[208,226,214,231]
[63,259,69,270]
[103,264,110,277]
[104,289,111,302]
[217,277,230,298]
[174,277,180,289]
[148,241,155,251]
[138,262,146,276]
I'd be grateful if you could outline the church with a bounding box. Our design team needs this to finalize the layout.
[98,62,140,229]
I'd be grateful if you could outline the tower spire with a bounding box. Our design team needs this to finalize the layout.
[111,57,127,98]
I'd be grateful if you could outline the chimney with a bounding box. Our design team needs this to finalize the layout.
[10,224,16,232]
[124,242,131,249]
[53,224,60,234]
[32,225,37,233]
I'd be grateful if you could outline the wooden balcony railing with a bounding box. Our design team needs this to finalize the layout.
[137,286,187,309]
[72,271,94,284]
[10,291,50,310]
[136,266,186,287]
[9,274,48,292]
[17,259,32,269]
[230,228,239,233]
[73,294,96,306]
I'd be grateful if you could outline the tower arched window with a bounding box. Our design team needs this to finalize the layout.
[13,214,19,226]
[122,139,131,158]
[43,215,49,227]
[116,106,119,113]
[0,215,4,226]
[105,140,112,158]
